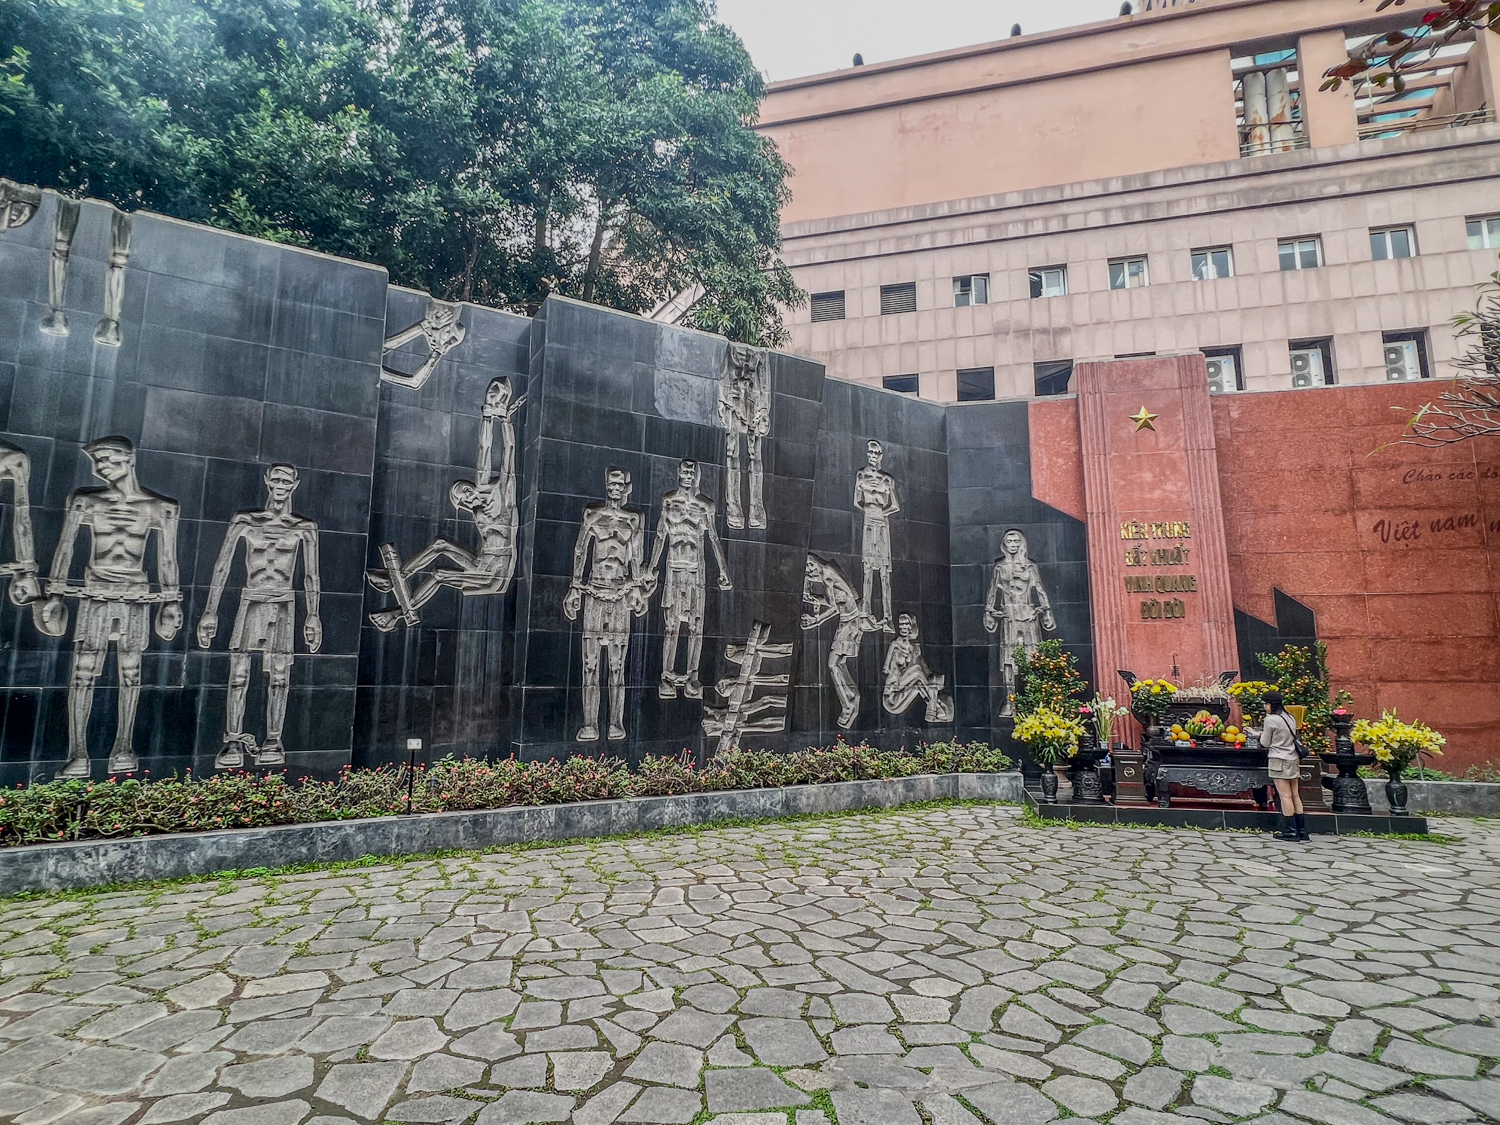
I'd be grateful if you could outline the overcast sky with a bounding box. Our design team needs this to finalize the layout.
[716,0,1131,82]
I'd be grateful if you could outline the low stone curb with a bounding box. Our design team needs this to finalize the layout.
[1363,777,1500,817]
[0,771,1025,896]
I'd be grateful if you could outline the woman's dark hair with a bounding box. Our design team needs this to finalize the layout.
[1263,690,1285,713]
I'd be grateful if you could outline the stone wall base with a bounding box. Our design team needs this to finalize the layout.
[0,772,1025,896]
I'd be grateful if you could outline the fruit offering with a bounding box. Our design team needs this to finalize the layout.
[1222,724,1247,746]
[1184,710,1225,740]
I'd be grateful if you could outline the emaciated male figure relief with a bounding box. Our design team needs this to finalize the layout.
[36,437,181,777]
[855,439,900,627]
[198,464,323,769]
[648,459,733,700]
[719,343,772,530]
[565,468,652,742]
[0,439,41,606]
[368,377,522,630]
[801,554,882,730]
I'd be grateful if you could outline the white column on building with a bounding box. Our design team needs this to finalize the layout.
[1267,67,1298,150]
[1243,70,1270,154]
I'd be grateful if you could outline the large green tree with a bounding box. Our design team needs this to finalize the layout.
[0,0,802,344]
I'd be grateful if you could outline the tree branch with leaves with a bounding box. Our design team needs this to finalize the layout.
[1378,271,1500,448]
[1323,1,1500,93]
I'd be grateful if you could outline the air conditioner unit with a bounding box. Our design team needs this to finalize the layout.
[1385,340,1420,382]
[1206,356,1238,395]
[1290,348,1324,389]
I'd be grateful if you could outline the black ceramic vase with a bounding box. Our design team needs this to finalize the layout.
[1385,764,1410,816]
[1039,767,1059,803]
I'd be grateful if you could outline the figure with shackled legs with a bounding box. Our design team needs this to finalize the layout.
[565,469,652,742]
[35,437,181,778]
[801,554,881,730]
[854,439,900,627]
[648,459,732,700]
[882,613,955,724]
[719,343,772,529]
[0,440,41,606]
[197,465,323,769]
[367,377,523,630]
[984,528,1056,716]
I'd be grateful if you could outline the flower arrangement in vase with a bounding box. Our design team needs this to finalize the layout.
[1013,707,1086,803]
[1129,679,1177,731]
[1351,709,1446,816]
[1228,680,1275,726]
[1089,694,1130,750]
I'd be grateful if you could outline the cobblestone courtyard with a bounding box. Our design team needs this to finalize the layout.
[3,805,1500,1125]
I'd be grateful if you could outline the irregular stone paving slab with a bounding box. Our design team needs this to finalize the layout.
[5,808,1500,1125]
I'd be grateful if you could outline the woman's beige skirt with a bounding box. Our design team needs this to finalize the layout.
[1267,757,1301,780]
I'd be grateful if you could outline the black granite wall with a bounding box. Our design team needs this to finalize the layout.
[512,299,826,763]
[800,379,953,747]
[0,200,381,785]
[353,291,531,768]
[947,400,1095,756]
[0,191,1097,782]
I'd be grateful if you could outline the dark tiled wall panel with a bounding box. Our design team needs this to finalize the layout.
[0,193,1083,780]
[947,401,1095,759]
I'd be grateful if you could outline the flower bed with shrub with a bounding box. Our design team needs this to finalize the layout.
[0,741,1011,848]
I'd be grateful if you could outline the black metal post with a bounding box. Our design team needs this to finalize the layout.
[405,737,420,815]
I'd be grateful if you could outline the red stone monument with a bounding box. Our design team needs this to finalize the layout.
[1075,354,1239,689]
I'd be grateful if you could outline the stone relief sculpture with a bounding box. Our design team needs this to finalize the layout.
[40,198,80,336]
[34,438,182,778]
[381,298,467,389]
[0,179,42,234]
[0,440,41,607]
[854,439,900,627]
[801,554,883,730]
[647,459,733,700]
[984,528,1057,716]
[882,613,955,724]
[702,621,791,753]
[197,465,323,769]
[367,378,523,631]
[565,468,651,742]
[94,209,133,347]
[719,343,772,530]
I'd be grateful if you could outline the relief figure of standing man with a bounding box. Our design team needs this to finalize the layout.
[648,459,732,700]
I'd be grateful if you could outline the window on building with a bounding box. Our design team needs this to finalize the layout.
[1109,257,1150,290]
[1029,266,1068,299]
[957,367,996,402]
[953,275,989,307]
[1468,215,1500,250]
[1034,360,1074,397]
[1201,346,1245,394]
[1382,331,1432,382]
[1289,338,1336,388]
[1279,237,1323,271]
[880,282,918,315]
[1370,226,1417,261]
[810,291,846,323]
[883,374,920,395]
[1191,247,1234,281]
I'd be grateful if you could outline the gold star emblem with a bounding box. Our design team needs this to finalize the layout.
[1130,406,1159,432]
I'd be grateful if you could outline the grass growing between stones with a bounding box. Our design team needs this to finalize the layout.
[1,798,1019,903]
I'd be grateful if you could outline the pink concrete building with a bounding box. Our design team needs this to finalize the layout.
[758,0,1500,402]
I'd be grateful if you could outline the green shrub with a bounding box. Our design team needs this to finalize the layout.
[0,740,1012,847]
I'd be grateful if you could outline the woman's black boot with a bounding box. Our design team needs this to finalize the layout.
[1295,813,1310,840]
[1273,815,1299,840]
